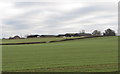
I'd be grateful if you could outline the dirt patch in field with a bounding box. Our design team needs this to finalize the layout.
[4,63,118,72]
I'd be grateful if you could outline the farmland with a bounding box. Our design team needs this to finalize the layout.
[2,36,118,72]
[2,37,80,43]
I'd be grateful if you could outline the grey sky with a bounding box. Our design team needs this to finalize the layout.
[0,1,118,38]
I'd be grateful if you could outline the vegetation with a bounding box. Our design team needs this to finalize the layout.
[2,28,116,40]
[92,30,101,36]
[2,36,118,72]
[2,37,80,43]
[103,28,116,36]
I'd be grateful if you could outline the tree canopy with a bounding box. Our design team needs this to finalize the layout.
[92,30,101,36]
[103,28,116,36]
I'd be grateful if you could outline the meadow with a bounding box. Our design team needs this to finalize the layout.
[2,36,118,72]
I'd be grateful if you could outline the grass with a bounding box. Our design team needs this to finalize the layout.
[2,37,80,43]
[2,36,118,72]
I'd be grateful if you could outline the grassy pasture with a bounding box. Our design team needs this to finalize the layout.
[2,37,80,43]
[2,36,118,72]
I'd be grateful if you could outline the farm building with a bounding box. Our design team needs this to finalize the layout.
[61,33,92,37]
[79,33,92,36]
[27,35,40,38]
[40,35,57,37]
[57,34,66,37]
[9,35,21,39]
[65,33,78,37]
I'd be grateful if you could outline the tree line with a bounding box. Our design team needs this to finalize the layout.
[92,28,116,36]
[92,29,116,36]
[26,28,116,38]
[4,28,116,39]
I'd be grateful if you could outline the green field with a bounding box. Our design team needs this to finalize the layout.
[2,37,80,43]
[2,36,118,72]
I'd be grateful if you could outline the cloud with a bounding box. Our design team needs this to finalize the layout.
[1,2,118,38]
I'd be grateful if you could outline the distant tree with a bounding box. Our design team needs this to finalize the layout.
[92,30,101,36]
[103,28,116,36]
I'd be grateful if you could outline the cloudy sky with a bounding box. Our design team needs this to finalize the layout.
[0,1,118,38]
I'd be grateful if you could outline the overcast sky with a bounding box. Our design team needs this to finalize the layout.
[0,1,118,38]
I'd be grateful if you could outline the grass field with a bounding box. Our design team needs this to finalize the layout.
[2,36,118,72]
[2,37,80,43]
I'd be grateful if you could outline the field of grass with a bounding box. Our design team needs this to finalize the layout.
[2,37,80,43]
[2,36,118,72]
